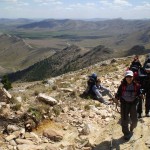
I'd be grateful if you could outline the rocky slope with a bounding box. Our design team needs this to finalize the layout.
[0,34,56,74]
[0,54,150,150]
[7,45,114,81]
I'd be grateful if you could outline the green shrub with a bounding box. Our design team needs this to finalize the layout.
[28,107,42,122]
[53,105,61,116]
[84,104,90,110]
[34,90,39,96]
[1,75,12,90]
[11,103,21,111]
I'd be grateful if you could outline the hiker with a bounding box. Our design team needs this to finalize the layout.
[115,70,141,140]
[143,53,150,70]
[84,73,113,105]
[142,63,150,117]
[129,55,142,72]
[83,73,97,97]
[91,75,113,105]
[137,56,150,118]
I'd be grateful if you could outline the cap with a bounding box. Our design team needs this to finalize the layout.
[89,73,97,79]
[145,63,150,71]
[125,70,133,77]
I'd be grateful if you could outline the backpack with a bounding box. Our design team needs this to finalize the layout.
[143,54,150,69]
[115,81,140,101]
[121,83,139,96]
[129,62,141,73]
[82,76,97,98]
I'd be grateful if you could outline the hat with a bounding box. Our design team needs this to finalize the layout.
[89,73,97,79]
[145,63,150,71]
[125,70,133,77]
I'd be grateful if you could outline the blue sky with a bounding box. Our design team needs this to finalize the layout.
[0,0,150,19]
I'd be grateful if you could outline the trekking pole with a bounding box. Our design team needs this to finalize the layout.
[109,91,120,113]
[109,104,116,150]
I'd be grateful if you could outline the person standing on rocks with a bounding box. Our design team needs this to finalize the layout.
[115,70,141,140]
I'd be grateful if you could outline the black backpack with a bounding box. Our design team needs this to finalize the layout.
[143,54,150,68]
[87,77,96,94]
[81,77,97,98]
[129,61,141,73]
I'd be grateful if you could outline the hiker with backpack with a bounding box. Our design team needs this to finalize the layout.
[137,55,150,118]
[84,73,113,105]
[129,55,142,73]
[142,63,150,117]
[143,53,150,70]
[115,70,141,140]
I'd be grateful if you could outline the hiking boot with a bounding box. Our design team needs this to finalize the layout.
[124,132,133,140]
[138,114,142,118]
[130,127,134,132]
[146,112,150,117]
[146,113,150,117]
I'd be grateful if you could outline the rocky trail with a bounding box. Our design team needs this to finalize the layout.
[0,55,150,150]
[93,110,150,150]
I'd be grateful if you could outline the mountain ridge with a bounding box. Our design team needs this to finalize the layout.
[7,44,150,82]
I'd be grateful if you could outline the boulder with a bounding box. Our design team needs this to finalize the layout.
[0,88,12,103]
[43,129,63,142]
[37,93,57,106]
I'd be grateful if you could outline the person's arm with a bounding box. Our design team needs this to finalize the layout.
[115,84,122,100]
[92,85,102,99]
[138,61,142,68]
[100,85,110,92]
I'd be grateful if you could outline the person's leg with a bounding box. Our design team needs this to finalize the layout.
[120,102,131,139]
[130,103,138,132]
[145,94,150,116]
[137,99,142,118]
[93,88,109,104]
[101,86,113,98]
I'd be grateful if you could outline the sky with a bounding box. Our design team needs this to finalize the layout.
[0,0,150,19]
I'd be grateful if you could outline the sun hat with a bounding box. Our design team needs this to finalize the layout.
[125,70,133,77]
[89,73,97,79]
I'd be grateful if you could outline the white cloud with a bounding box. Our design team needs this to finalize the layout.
[100,0,113,7]
[34,0,62,4]
[113,0,132,6]
[0,0,150,19]
[99,0,132,8]
[0,0,29,6]
[18,2,29,6]
[5,0,18,2]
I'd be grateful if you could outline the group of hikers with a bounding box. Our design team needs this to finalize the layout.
[84,54,150,140]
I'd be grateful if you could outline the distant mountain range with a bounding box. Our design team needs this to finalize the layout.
[0,18,150,81]
[17,18,150,33]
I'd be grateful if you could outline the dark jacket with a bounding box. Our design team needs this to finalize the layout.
[129,60,142,72]
[115,79,141,102]
[142,74,150,95]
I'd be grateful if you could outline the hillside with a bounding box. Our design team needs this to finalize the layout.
[0,54,150,150]
[0,34,57,74]
[1,19,150,78]
[7,43,150,82]
[7,45,115,81]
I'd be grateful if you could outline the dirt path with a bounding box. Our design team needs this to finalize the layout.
[93,112,150,150]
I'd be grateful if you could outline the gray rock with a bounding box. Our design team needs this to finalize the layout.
[43,129,63,142]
